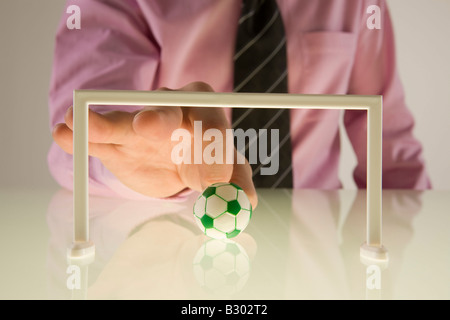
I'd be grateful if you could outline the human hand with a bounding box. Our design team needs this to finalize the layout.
[52,82,257,207]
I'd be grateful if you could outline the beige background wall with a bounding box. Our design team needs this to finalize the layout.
[0,1,65,189]
[0,1,449,190]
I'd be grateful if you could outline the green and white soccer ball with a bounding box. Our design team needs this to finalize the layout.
[193,182,252,239]
[193,239,250,296]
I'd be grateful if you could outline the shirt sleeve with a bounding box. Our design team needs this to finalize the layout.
[47,0,167,199]
[344,0,431,189]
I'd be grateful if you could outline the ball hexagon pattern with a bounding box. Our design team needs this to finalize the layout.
[192,239,250,296]
[193,182,252,239]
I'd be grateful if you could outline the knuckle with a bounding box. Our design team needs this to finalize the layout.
[204,165,233,185]
[186,81,214,92]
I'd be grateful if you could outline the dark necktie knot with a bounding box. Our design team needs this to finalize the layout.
[240,0,275,34]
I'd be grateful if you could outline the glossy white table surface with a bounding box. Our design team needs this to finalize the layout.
[0,188,448,300]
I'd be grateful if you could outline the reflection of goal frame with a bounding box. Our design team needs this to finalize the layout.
[69,90,387,262]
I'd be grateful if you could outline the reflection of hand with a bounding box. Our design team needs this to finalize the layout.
[52,81,257,207]
[87,219,256,299]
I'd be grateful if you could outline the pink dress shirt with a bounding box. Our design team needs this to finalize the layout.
[48,0,431,199]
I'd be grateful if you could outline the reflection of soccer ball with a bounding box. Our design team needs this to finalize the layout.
[193,182,252,239]
[193,239,250,296]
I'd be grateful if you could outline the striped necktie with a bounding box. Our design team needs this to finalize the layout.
[232,0,293,188]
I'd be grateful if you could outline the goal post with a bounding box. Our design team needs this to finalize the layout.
[69,90,388,263]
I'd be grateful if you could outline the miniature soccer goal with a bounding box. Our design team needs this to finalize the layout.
[69,90,388,263]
